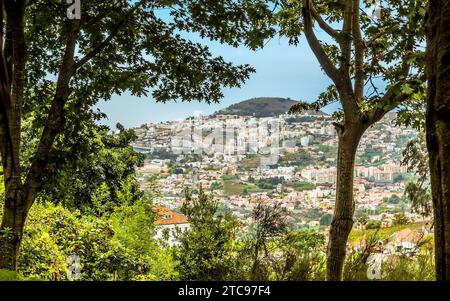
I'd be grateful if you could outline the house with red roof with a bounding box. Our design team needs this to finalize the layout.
[153,206,190,246]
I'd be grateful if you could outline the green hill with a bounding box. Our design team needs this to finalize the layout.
[213,97,326,118]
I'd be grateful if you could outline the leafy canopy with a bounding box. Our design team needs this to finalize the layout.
[269,0,427,121]
[25,0,275,108]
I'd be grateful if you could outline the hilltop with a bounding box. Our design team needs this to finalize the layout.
[213,97,327,118]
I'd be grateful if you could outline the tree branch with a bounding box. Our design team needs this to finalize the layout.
[365,30,384,48]
[82,0,123,29]
[73,19,125,71]
[302,0,343,87]
[352,0,364,102]
[23,19,81,208]
[339,0,353,74]
[368,84,409,124]
[310,2,340,39]
[368,13,419,124]
[73,0,146,71]
[302,0,359,121]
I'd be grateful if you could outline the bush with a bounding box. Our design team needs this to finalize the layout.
[279,230,326,281]
[16,201,176,281]
[174,189,236,281]
[365,220,381,230]
[18,202,124,280]
[381,252,435,281]
[343,251,371,281]
[392,213,409,226]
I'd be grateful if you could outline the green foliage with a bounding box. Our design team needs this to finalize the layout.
[23,1,273,109]
[20,94,145,217]
[256,177,284,190]
[18,202,108,280]
[317,144,338,159]
[1,0,437,282]
[174,189,236,280]
[239,202,288,280]
[223,181,247,196]
[276,230,326,281]
[0,269,18,281]
[365,220,382,230]
[384,194,402,204]
[2,0,275,274]
[381,252,435,281]
[344,229,382,281]
[393,174,404,183]
[215,97,299,117]
[349,223,426,245]
[38,123,144,217]
[0,269,42,281]
[110,199,177,280]
[110,200,156,255]
[7,195,435,281]
[15,198,176,281]
[362,145,383,163]
[210,181,223,190]
[405,182,432,217]
[276,0,427,119]
[18,202,136,280]
[289,85,339,114]
[402,134,432,218]
[288,181,316,191]
[392,213,409,226]
[279,150,315,168]
[344,249,435,281]
[343,251,372,281]
[221,174,238,181]
[319,213,333,226]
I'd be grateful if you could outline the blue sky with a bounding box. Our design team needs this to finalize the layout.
[96,30,337,129]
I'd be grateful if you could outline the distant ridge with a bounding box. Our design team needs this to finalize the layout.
[212,97,327,118]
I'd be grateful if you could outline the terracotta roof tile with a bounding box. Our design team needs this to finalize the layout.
[153,205,188,225]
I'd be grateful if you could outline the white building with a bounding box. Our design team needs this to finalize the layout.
[153,206,190,246]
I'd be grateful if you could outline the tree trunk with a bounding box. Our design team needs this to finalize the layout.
[0,6,79,272]
[0,184,28,271]
[326,123,363,281]
[425,0,450,281]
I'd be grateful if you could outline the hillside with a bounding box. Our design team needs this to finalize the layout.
[213,97,326,118]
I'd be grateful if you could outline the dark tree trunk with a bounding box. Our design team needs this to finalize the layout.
[425,0,450,281]
[0,0,28,271]
[0,1,80,270]
[0,183,28,270]
[326,123,364,281]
